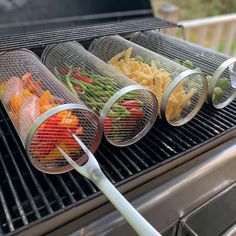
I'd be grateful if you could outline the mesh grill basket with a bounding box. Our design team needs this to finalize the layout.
[0,49,102,174]
[89,35,208,126]
[131,31,236,109]
[41,42,158,146]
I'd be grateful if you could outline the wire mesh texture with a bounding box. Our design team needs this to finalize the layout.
[0,49,102,174]
[131,31,236,109]
[89,35,208,126]
[41,42,158,147]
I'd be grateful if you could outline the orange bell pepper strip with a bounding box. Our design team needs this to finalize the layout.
[39,90,54,107]
[10,95,25,115]
[59,114,79,127]
[40,104,57,114]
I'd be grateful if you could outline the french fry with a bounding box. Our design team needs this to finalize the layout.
[109,48,196,121]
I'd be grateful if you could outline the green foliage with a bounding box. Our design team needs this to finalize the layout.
[164,0,236,20]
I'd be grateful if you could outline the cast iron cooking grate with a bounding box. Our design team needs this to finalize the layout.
[0,100,236,234]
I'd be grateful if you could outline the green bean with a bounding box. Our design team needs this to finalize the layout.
[65,72,77,95]
[54,67,64,82]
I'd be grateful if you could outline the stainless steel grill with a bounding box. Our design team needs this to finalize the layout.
[0,1,235,235]
[131,31,236,109]
[0,97,236,234]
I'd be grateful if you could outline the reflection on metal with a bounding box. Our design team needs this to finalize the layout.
[75,138,236,236]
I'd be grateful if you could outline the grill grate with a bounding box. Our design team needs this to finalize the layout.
[0,98,236,234]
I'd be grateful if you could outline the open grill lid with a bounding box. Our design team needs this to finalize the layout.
[0,0,179,51]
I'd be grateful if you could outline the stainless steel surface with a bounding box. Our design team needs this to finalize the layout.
[223,224,236,236]
[65,138,236,236]
[179,183,236,236]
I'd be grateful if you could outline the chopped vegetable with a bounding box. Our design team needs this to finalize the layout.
[129,108,145,119]
[104,117,112,134]
[180,60,230,104]
[213,87,223,102]
[0,72,84,161]
[54,65,146,138]
[216,77,229,91]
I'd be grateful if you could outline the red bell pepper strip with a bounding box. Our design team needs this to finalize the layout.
[60,68,70,76]
[122,100,141,110]
[72,72,94,85]
[104,117,112,134]
[129,108,145,119]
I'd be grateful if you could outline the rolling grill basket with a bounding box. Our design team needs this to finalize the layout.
[131,31,236,109]
[89,35,208,126]
[0,49,102,174]
[41,42,158,147]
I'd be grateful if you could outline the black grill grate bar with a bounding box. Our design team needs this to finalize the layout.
[175,127,199,145]
[190,120,218,137]
[126,148,149,169]
[225,104,236,115]
[67,172,87,198]
[149,129,179,154]
[145,134,175,157]
[0,185,14,232]
[0,18,178,51]
[40,175,65,209]
[216,109,236,124]
[2,122,55,213]
[6,123,54,215]
[184,123,208,141]
[132,144,157,165]
[165,128,194,148]
[204,109,235,126]
[97,149,125,181]
[171,126,197,148]
[119,150,141,172]
[57,176,76,204]
[155,127,187,151]
[139,141,165,162]
[0,151,28,225]
[0,131,41,220]
[196,113,226,132]
[199,111,232,129]
[82,178,97,193]
[100,143,133,176]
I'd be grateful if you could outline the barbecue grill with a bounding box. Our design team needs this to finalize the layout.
[0,0,236,235]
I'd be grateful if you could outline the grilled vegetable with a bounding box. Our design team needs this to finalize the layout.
[1,72,84,160]
[55,66,146,138]
[181,60,230,103]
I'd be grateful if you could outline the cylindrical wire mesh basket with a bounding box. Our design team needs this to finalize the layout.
[131,30,236,109]
[41,42,158,146]
[89,35,208,126]
[0,49,102,174]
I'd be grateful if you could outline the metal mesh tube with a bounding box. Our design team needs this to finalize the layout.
[131,31,236,109]
[41,42,158,146]
[89,35,207,126]
[0,49,102,174]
